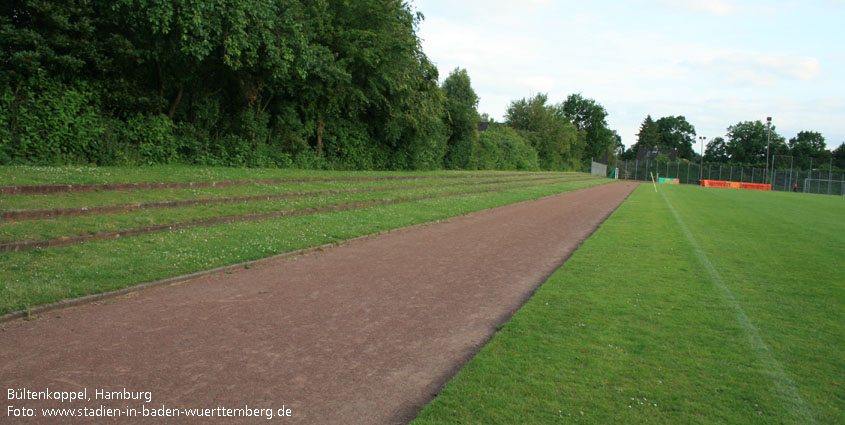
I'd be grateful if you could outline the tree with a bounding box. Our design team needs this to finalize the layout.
[725,120,786,165]
[559,93,615,164]
[788,131,828,169]
[654,116,696,159]
[472,125,538,171]
[833,143,845,170]
[631,115,659,156]
[704,137,728,163]
[629,115,696,159]
[441,68,479,169]
[505,93,582,170]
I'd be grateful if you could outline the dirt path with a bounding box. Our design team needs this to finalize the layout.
[1,181,638,424]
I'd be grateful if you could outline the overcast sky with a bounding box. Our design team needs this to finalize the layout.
[413,0,845,153]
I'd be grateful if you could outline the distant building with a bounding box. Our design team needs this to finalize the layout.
[636,147,679,162]
[477,122,490,132]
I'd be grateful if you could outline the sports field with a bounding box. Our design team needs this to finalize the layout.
[413,184,844,424]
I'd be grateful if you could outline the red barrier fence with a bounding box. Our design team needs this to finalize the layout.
[700,180,771,191]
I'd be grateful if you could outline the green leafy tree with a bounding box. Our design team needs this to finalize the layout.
[559,93,615,164]
[505,94,582,170]
[654,116,696,159]
[441,68,480,169]
[725,120,786,165]
[833,143,845,170]
[704,137,728,163]
[629,115,696,159]
[472,125,538,171]
[788,131,828,169]
[313,0,447,169]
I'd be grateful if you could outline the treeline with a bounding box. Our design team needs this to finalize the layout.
[0,0,619,171]
[622,115,845,171]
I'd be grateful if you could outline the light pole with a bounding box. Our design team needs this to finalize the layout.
[765,117,772,185]
[699,136,706,183]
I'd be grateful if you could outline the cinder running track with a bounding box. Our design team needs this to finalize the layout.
[1,181,638,424]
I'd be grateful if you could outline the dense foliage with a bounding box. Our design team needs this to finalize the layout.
[0,1,610,171]
[625,114,841,171]
[505,94,584,171]
[626,115,696,160]
[0,1,440,168]
[560,93,620,162]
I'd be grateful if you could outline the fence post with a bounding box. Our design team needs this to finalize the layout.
[829,157,833,194]
[789,157,793,192]
[730,166,733,182]
[807,169,812,193]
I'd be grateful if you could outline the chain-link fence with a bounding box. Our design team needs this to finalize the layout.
[611,159,844,195]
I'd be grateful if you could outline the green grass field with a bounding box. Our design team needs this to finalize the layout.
[413,184,844,424]
[0,166,606,316]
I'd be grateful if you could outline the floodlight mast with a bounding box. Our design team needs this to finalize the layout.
[699,136,706,183]
[765,117,772,186]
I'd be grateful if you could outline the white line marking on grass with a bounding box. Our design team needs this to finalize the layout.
[660,190,816,425]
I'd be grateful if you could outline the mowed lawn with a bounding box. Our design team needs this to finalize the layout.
[414,184,844,424]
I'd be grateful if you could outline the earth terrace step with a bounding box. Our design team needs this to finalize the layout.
[0,175,577,222]
[0,172,546,195]
[0,178,572,253]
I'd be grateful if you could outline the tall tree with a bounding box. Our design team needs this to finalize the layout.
[441,68,479,169]
[506,93,582,170]
[725,120,786,165]
[630,115,659,156]
[832,143,845,170]
[629,115,696,159]
[788,131,828,169]
[704,137,728,163]
[654,116,696,159]
[559,93,615,164]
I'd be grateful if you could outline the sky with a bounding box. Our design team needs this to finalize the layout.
[412,0,845,154]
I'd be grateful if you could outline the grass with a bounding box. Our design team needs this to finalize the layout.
[0,175,563,211]
[0,178,572,242]
[412,184,844,424]
[0,165,530,186]
[0,168,607,315]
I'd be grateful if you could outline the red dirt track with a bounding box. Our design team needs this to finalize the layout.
[1,181,638,424]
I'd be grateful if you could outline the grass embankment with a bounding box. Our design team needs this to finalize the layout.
[413,184,844,424]
[0,165,524,186]
[0,175,551,211]
[0,178,574,242]
[0,166,607,315]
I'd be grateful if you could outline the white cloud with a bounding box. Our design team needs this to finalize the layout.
[685,53,822,87]
[661,0,738,15]
[515,75,560,92]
